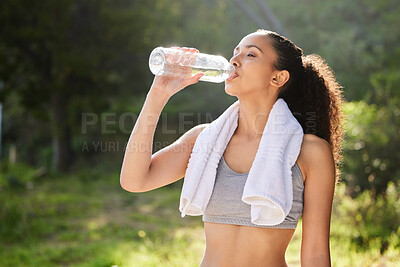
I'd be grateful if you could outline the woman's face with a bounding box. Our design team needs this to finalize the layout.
[225,32,278,96]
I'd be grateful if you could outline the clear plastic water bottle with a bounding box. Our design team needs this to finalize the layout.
[148,47,235,83]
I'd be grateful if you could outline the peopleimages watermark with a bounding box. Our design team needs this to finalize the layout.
[80,111,317,152]
[81,112,214,135]
[81,140,180,153]
[81,111,214,152]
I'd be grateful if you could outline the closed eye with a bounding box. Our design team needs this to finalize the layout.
[231,52,256,57]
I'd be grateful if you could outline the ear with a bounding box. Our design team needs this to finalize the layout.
[270,70,290,88]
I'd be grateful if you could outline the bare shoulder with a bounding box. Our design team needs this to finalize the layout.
[298,134,335,183]
[302,134,332,153]
[175,123,209,145]
[188,123,209,136]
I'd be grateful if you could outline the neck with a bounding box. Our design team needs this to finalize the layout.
[235,93,278,140]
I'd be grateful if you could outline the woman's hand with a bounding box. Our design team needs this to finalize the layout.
[149,47,204,99]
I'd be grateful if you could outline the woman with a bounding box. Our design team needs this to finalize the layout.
[120,30,345,266]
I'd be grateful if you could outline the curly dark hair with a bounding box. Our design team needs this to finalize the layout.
[257,29,345,183]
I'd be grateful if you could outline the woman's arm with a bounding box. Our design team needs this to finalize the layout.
[300,134,336,267]
[120,63,203,192]
[119,89,169,192]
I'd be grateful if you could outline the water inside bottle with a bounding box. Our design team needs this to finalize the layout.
[191,66,232,83]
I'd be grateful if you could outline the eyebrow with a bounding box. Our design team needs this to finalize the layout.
[234,44,263,53]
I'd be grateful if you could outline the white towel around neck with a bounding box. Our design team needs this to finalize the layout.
[179,98,304,225]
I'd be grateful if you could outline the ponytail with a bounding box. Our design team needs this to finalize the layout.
[260,29,345,183]
[300,54,345,183]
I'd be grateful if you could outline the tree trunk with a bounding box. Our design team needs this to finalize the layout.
[51,90,72,172]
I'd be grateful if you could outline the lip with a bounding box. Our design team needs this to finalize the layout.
[226,72,239,82]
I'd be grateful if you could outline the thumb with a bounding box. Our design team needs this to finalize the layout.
[182,73,204,87]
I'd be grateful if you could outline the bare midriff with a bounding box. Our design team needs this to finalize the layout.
[199,222,295,267]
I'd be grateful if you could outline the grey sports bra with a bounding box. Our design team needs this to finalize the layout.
[202,156,305,229]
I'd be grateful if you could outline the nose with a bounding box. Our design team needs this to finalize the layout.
[229,54,240,67]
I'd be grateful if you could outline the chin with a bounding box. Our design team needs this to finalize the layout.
[224,85,236,96]
[224,82,241,96]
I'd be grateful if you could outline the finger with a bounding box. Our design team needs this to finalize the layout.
[189,52,198,65]
[182,52,194,66]
[171,49,183,64]
[165,48,178,62]
[176,65,192,78]
[168,47,181,63]
[165,51,171,61]
[176,47,188,52]
[180,47,197,53]
[182,73,204,87]
[180,48,197,65]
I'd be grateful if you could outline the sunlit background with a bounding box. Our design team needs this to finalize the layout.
[0,0,399,266]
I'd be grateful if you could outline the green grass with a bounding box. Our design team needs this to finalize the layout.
[0,170,399,267]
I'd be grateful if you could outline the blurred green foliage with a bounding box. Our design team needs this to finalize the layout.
[342,99,400,196]
[334,182,400,255]
[0,162,38,241]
